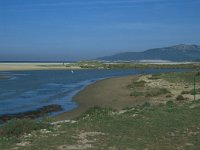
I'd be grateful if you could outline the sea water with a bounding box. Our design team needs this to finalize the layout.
[0,69,189,116]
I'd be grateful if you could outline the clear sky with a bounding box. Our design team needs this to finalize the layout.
[0,0,200,61]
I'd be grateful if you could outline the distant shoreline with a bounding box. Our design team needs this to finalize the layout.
[0,63,82,71]
[0,61,199,71]
[0,61,77,63]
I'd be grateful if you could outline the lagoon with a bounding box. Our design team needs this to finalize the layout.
[0,69,189,118]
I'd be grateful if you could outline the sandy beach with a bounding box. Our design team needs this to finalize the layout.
[56,71,200,121]
[56,75,145,120]
[0,63,81,71]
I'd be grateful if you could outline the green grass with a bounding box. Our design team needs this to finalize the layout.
[0,119,50,137]
[176,95,186,101]
[1,71,200,149]
[182,88,200,95]
[148,74,161,80]
[1,100,200,150]
[128,80,147,97]
[161,71,200,83]
[77,101,200,150]
[181,90,191,94]
[78,61,104,69]
[191,88,200,95]
[102,63,200,69]
[128,80,146,88]
[130,91,144,97]
[145,88,171,97]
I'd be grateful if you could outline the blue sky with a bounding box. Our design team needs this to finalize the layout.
[0,0,200,61]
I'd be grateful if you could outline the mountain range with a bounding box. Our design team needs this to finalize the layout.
[99,44,200,62]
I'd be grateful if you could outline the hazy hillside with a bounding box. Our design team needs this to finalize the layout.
[99,44,200,62]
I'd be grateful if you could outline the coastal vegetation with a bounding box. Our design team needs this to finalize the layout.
[68,60,200,70]
[145,88,171,97]
[102,62,200,69]
[0,100,200,149]
[0,119,50,137]
[0,71,200,149]
[0,105,63,123]
[0,61,200,71]
[76,61,104,69]
[182,88,200,95]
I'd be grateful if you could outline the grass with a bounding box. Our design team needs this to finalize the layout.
[102,63,200,69]
[0,119,50,137]
[145,88,171,97]
[128,80,147,97]
[66,61,200,69]
[181,90,191,94]
[148,74,161,80]
[191,88,200,95]
[1,71,200,149]
[161,71,200,83]
[182,88,200,95]
[128,80,146,88]
[176,95,186,101]
[1,100,200,150]
[78,61,104,69]
[130,91,144,97]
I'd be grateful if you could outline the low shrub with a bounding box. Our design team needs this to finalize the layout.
[133,80,146,87]
[80,106,114,120]
[176,95,185,101]
[181,88,200,95]
[142,102,151,108]
[145,88,171,97]
[181,91,190,94]
[130,91,144,97]
[148,74,161,80]
[0,119,50,137]
[166,100,175,107]
[190,88,200,95]
[196,71,200,76]
[128,80,146,88]
[166,94,172,98]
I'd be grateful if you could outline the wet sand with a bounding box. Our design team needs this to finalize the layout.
[55,75,146,120]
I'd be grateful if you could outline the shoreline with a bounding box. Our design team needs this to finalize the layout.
[0,62,198,71]
[0,63,82,71]
[55,75,143,121]
[1,67,195,121]
[55,69,200,121]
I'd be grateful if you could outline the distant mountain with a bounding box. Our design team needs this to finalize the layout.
[99,44,200,62]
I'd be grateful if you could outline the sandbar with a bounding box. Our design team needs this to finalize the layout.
[0,63,81,71]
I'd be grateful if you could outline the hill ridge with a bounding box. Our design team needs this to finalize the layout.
[98,44,200,61]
